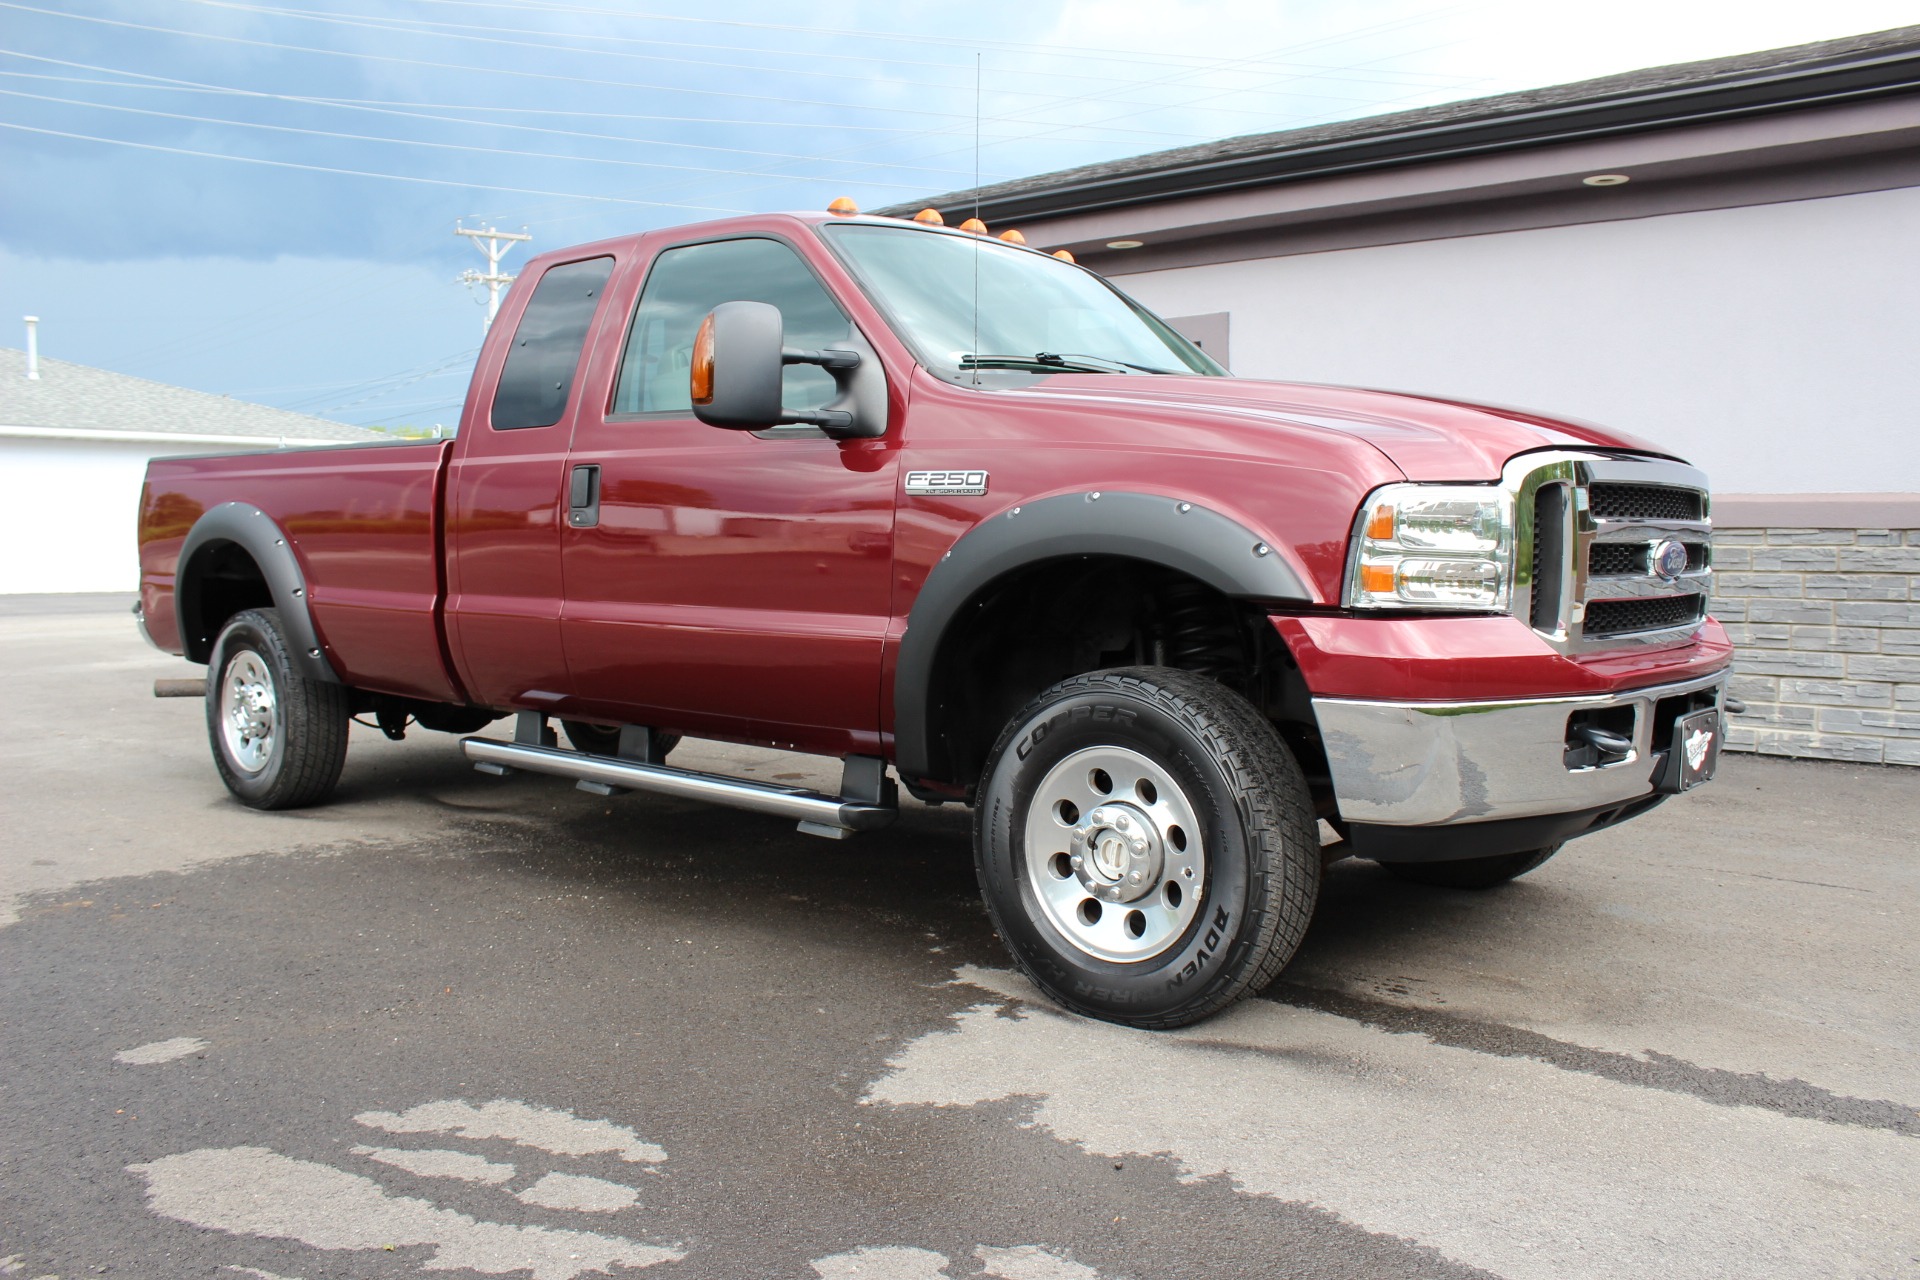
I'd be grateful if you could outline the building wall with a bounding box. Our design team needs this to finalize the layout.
[1114,186,1920,763]
[1110,184,1920,495]
[1716,524,1920,765]
[0,437,216,593]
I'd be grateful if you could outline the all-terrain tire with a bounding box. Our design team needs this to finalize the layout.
[974,666,1320,1029]
[1377,844,1561,889]
[205,608,350,810]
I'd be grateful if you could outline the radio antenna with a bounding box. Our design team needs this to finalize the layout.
[971,51,981,387]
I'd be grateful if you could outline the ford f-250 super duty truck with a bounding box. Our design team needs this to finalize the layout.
[136,205,1732,1028]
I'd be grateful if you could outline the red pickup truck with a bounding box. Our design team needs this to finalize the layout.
[137,207,1732,1027]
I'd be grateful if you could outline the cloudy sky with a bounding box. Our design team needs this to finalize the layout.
[2,0,1915,428]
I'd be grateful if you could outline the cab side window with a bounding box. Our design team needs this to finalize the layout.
[491,256,615,431]
[612,238,850,416]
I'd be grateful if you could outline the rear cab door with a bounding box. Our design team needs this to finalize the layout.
[444,250,619,710]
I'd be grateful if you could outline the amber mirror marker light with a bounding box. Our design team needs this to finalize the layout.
[959,217,988,234]
[827,197,859,215]
[914,208,945,225]
[690,314,716,405]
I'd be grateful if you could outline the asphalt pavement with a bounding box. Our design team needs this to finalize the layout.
[2,594,1917,1280]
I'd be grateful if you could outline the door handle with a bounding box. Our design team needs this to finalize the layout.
[568,464,600,528]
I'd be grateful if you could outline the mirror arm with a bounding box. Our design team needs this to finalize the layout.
[782,346,861,371]
[781,408,856,430]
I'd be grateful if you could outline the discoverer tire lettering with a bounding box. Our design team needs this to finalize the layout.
[974,667,1320,1029]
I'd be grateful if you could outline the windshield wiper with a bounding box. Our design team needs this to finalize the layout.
[1036,351,1181,375]
[958,352,1175,375]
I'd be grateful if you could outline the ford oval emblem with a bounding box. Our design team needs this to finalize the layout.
[1650,539,1690,579]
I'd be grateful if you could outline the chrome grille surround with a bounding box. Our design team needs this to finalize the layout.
[1509,451,1713,654]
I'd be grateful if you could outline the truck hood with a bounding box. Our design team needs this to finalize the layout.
[1015,375,1678,481]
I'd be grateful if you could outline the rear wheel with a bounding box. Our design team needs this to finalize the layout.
[1377,845,1561,889]
[205,608,350,810]
[974,667,1320,1029]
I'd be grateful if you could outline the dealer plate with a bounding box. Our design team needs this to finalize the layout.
[1672,707,1721,791]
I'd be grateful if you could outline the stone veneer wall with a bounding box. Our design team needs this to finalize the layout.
[1712,514,1920,766]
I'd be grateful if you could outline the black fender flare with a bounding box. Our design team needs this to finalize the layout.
[176,502,339,682]
[892,490,1313,783]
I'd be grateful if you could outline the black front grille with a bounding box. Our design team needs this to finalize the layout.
[1588,483,1704,522]
[1584,594,1704,636]
[1589,543,1642,576]
[1587,541,1710,577]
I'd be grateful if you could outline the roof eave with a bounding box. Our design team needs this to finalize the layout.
[896,45,1920,225]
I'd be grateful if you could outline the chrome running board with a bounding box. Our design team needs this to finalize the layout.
[461,731,897,839]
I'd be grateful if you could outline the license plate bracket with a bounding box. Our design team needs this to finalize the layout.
[1654,707,1722,793]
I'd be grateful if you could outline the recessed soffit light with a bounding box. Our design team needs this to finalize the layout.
[1582,174,1630,187]
[1105,239,1145,249]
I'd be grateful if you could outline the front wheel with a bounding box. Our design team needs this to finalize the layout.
[1377,845,1561,889]
[205,608,350,809]
[974,667,1321,1029]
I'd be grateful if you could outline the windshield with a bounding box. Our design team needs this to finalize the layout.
[821,223,1225,381]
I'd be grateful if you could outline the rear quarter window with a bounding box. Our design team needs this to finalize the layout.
[491,256,615,431]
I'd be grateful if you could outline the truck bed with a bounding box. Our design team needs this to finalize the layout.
[139,439,461,704]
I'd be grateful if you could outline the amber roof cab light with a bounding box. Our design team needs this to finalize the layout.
[913,208,945,225]
[827,197,859,215]
[959,217,988,234]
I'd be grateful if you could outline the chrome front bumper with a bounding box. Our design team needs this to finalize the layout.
[1313,670,1729,828]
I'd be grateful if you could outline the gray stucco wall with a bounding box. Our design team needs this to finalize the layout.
[1109,184,1920,496]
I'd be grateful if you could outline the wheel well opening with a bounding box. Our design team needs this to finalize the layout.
[182,540,273,663]
[919,556,1330,807]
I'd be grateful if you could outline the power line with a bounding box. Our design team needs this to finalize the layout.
[166,0,1473,124]
[0,86,1000,187]
[0,121,749,212]
[0,3,1210,140]
[182,0,1482,91]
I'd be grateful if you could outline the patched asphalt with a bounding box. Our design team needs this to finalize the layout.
[2,595,1916,1280]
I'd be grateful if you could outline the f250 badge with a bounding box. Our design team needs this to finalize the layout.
[906,469,989,497]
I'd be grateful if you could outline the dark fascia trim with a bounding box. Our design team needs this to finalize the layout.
[903,50,1920,225]
[892,491,1311,783]
[176,501,340,682]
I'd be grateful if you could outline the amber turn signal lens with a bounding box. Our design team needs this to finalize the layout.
[827,197,859,215]
[690,314,716,405]
[1051,249,1076,263]
[997,229,1026,244]
[959,217,988,234]
[913,208,944,225]
[1359,563,1397,594]
[1365,504,1396,540]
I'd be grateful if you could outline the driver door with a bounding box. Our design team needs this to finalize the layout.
[558,234,898,756]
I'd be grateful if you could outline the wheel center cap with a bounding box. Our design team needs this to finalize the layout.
[1069,803,1164,904]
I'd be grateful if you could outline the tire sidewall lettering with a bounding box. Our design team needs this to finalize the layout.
[979,685,1255,1021]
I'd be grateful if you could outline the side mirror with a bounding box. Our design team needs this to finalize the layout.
[690,300,869,435]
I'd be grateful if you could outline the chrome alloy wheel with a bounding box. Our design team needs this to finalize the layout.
[1024,745,1205,962]
[219,648,278,774]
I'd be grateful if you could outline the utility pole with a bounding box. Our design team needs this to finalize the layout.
[455,222,531,331]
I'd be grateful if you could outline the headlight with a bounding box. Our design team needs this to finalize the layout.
[1348,484,1513,610]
